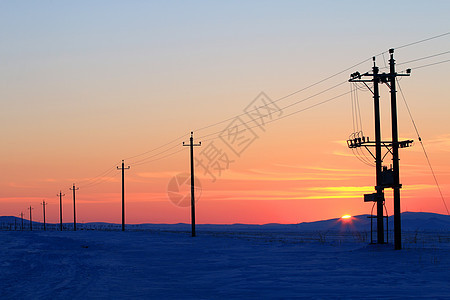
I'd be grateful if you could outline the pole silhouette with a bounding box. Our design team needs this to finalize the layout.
[183,132,201,237]
[389,49,402,250]
[21,212,24,231]
[348,49,411,249]
[57,191,65,231]
[70,184,79,231]
[117,160,130,231]
[372,59,385,244]
[28,206,33,231]
[42,200,47,231]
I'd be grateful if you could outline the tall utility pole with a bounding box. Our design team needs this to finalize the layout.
[57,191,65,231]
[348,50,411,249]
[372,60,385,244]
[349,58,384,244]
[117,160,130,231]
[389,49,403,250]
[183,132,201,237]
[42,200,47,231]
[70,184,79,231]
[28,206,33,231]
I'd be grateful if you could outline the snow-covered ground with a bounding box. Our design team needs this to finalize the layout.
[0,225,449,299]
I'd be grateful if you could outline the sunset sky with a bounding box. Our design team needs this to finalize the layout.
[1,1,449,224]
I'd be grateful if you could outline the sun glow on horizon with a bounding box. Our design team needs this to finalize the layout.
[341,214,352,219]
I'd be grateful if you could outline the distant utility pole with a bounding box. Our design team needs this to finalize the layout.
[28,206,33,231]
[117,160,130,231]
[70,184,79,231]
[42,200,47,231]
[183,132,201,237]
[57,191,65,231]
[20,212,24,231]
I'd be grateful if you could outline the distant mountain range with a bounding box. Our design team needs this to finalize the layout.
[1,212,449,232]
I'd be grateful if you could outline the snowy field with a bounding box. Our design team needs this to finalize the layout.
[0,227,449,299]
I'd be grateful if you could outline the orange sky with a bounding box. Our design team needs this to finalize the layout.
[1,1,449,224]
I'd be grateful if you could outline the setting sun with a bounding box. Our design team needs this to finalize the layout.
[341,214,352,219]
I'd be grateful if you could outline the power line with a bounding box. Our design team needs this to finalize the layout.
[194,60,372,135]
[77,163,120,187]
[201,90,351,143]
[395,32,450,50]
[126,48,450,163]
[124,134,186,161]
[410,59,450,70]
[397,50,450,66]
[132,148,185,167]
[103,35,450,166]
[197,82,349,142]
[397,79,449,215]
[130,143,180,165]
[70,32,450,187]
[79,168,120,189]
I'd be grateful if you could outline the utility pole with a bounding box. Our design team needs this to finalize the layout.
[117,160,130,231]
[183,132,201,237]
[42,200,47,231]
[372,59,385,244]
[348,50,411,249]
[349,58,384,244]
[70,184,79,231]
[389,48,405,250]
[20,212,24,231]
[57,191,65,231]
[28,206,33,231]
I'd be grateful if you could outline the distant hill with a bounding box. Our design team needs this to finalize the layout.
[1,212,449,232]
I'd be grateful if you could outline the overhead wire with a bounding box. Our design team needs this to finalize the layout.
[395,32,450,50]
[73,32,450,188]
[132,148,185,167]
[193,58,373,134]
[195,80,349,142]
[79,167,121,189]
[409,59,450,70]
[77,163,120,187]
[103,32,450,170]
[124,134,185,162]
[396,50,450,66]
[130,143,181,166]
[396,78,449,215]
[200,90,352,144]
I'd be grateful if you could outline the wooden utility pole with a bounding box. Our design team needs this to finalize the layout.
[117,160,130,231]
[57,191,65,231]
[42,200,47,231]
[372,60,385,244]
[389,48,404,250]
[28,206,33,231]
[183,132,201,237]
[70,184,79,231]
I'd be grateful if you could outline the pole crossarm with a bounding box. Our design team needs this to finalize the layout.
[347,139,413,149]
